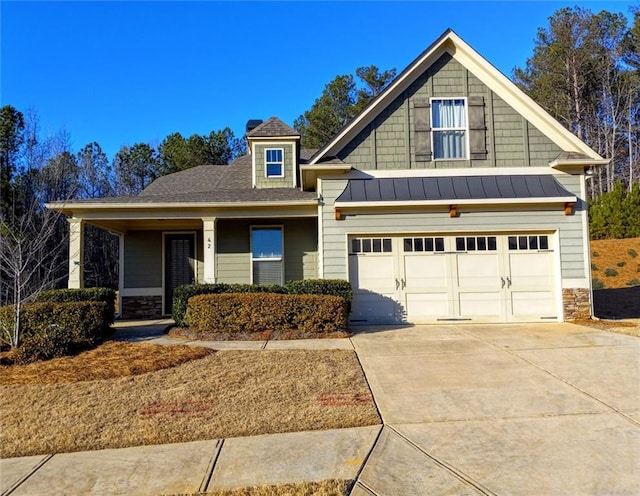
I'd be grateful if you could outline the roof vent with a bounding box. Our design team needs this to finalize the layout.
[246,119,263,133]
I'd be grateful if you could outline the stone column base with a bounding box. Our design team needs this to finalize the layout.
[121,296,163,319]
[562,288,591,320]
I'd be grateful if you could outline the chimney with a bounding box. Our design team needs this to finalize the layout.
[246,119,263,134]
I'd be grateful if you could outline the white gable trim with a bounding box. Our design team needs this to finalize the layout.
[310,30,604,165]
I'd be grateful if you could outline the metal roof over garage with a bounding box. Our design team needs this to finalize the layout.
[335,175,577,205]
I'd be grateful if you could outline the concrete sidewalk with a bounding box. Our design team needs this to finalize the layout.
[112,319,354,350]
[1,426,381,496]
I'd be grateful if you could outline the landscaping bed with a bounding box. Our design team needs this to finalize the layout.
[168,326,350,341]
[0,345,380,458]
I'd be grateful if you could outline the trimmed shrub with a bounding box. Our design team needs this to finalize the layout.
[285,279,353,312]
[626,279,640,287]
[172,283,287,326]
[592,251,599,257]
[34,288,116,328]
[604,268,618,277]
[617,261,626,267]
[592,278,605,290]
[628,248,638,258]
[591,263,598,271]
[185,293,348,335]
[3,301,108,363]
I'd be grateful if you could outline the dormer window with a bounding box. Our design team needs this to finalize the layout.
[265,148,284,177]
[431,98,468,159]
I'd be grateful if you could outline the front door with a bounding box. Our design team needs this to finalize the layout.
[164,234,195,314]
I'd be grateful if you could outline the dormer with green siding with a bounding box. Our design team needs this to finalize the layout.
[246,117,301,189]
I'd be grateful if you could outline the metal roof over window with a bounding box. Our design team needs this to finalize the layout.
[334,175,577,206]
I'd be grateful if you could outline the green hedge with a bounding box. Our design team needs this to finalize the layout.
[285,279,353,313]
[171,283,287,326]
[184,293,348,335]
[172,280,352,326]
[1,301,109,363]
[34,288,116,328]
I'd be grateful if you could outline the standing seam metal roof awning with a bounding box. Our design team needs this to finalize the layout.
[334,175,577,205]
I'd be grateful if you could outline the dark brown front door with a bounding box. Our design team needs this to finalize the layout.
[165,234,195,314]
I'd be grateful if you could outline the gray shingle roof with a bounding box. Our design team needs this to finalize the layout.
[246,117,300,138]
[336,175,575,203]
[68,154,317,204]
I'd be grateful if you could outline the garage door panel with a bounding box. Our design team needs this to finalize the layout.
[456,254,500,289]
[510,291,556,317]
[404,254,447,289]
[349,255,394,291]
[459,292,503,317]
[351,292,400,324]
[406,293,450,319]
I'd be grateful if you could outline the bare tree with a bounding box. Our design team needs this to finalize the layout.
[0,203,68,348]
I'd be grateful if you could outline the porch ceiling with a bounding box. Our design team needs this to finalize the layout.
[86,218,203,233]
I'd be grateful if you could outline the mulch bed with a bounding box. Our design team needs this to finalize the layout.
[168,326,350,341]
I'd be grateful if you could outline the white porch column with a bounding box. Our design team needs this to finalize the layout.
[67,218,84,288]
[203,218,217,283]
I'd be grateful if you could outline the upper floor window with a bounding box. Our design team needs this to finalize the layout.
[431,98,467,159]
[265,148,284,177]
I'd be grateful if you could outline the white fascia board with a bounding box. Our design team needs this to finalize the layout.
[311,31,604,164]
[334,196,577,209]
[46,200,318,210]
[549,158,610,169]
[359,167,563,178]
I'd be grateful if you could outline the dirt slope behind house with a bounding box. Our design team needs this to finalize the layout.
[589,237,640,332]
[590,237,640,289]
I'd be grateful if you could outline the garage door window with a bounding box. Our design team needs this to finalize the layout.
[351,237,392,253]
[403,237,444,252]
[455,236,497,252]
[508,235,549,251]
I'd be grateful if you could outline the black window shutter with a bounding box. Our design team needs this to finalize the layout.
[468,96,487,160]
[414,98,431,162]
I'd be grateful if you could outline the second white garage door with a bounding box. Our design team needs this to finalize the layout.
[349,233,558,324]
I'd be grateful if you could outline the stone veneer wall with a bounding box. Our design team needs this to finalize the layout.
[121,296,163,319]
[562,288,591,320]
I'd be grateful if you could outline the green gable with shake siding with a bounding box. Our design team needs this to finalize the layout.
[48,29,607,323]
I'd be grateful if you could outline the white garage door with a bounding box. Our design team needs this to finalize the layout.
[349,234,557,324]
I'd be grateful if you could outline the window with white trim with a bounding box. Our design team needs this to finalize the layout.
[251,226,283,284]
[431,98,467,159]
[265,148,284,177]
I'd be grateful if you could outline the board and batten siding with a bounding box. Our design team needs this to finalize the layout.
[320,176,587,281]
[336,53,562,170]
[216,218,318,284]
[254,143,295,189]
[123,231,162,288]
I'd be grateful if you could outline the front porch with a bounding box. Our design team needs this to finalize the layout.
[63,204,318,319]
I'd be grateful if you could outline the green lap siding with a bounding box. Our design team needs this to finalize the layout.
[124,231,162,288]
[216,218,318,284]
[320,177,586,280]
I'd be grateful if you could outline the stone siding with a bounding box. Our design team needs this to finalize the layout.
[121,296,163,319]
[562,288,591,320]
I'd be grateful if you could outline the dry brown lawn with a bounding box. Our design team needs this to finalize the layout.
[174,479,352,496]
[0,341,213,385]
[0,348,380,458]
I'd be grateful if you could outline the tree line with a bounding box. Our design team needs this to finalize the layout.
[0,106,245,308]
[514,6,639,197]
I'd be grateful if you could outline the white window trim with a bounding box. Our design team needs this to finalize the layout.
[430,97,469,161]
[250,225,284,284]
[264,148,285,178]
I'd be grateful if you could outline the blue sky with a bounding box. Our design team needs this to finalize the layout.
[1,1,635,161]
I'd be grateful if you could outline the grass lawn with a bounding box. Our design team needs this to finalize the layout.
[177,480,353,496]
[0,342,380,458]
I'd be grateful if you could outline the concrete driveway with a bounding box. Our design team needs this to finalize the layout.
[350,323,640,495]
